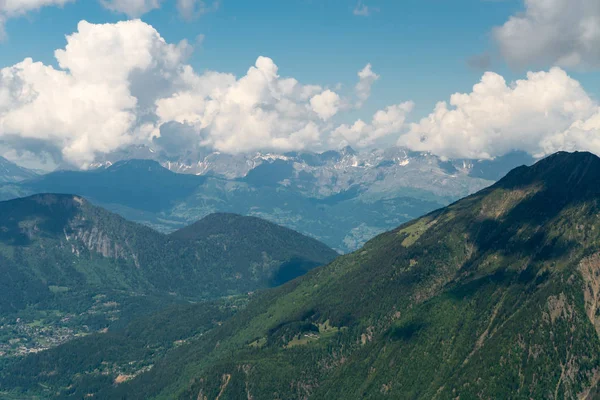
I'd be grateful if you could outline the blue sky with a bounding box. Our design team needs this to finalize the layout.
[1,0,600,167]
[0,0,549,119]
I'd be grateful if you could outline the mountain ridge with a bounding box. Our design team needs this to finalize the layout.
[0,193,338,300]
[17,150,599,399]
[87,145,535,183]
[496,151,600,192]
[0,193,338,359]
[0,149,506,253]
[0,156,37,183]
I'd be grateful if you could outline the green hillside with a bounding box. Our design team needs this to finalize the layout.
[0,194,337,308]
[5,151,600,399]
[171,213,339,286]
[0,194,337,359]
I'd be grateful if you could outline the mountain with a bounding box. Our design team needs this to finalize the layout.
[0,156,37,183]
[0,148,522,253]
[8,151,600,399]
[0,194,336,303]
[170,213,339,287]
[0,194,337,357]
[171,213,337,286]
[84,146,537,252]
[89,145,535,185]
[19,159,207,212]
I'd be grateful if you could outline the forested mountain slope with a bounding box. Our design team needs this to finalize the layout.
[0,155,495,253]
[0,194,337,360]
[6,151,596,399]
[0,194,337,311]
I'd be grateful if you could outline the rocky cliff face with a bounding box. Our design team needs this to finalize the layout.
[66,222,137,264]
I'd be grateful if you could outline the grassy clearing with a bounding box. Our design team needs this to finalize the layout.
[398,218,437,247]
[49,286,70,294]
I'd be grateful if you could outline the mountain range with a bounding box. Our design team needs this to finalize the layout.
[88,144,535,183]
[3,151,599,399]
[0,146,535,253]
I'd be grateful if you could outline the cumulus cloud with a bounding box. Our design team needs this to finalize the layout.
[493,0,600,69]
[332,102,414,148]
[0,19,190,167]
[0,19,375,166]
[99,0,162,17]
[154,56,335,154]
[0,0,74,38]
[355,63,379,107]
[14,19,600,166]
[399,67,600,159]
[310,90,341,121]
[539,112,600,155]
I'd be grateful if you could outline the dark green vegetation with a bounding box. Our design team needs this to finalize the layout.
[171,213,336,286]
[0,194,336,358]
[0,299,243,399]
[5,151,600,399]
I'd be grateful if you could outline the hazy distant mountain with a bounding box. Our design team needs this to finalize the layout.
[0,148,534,253]
[21,159,207,212]
[13,152,600,399]
[89,145,535,197]
[0,156,37,183]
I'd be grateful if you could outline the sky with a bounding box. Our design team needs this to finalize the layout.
[0,0,600,168]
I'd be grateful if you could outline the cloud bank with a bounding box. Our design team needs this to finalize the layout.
[494,0,600,69]
[0,20,190,166]
[0,20,383,166]
[400,68,600,159]
[2,18,600,167]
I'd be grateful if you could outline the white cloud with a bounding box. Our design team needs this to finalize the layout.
[5,17,600,166]
[154,56,330,154]
[0,20,190,167]
[0,0,74,38]
[99,0,162,17]
[0,0,73,13]
[5,19,600,166]
[399,67,599,159]
[0,19,377,166]
[540,112,600,156]
[355,63,379,107]
[176,0,219,20]
[494,0,600,69]
[332,102,414,148]
[353,0,377,17]
[310,90,341,121]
